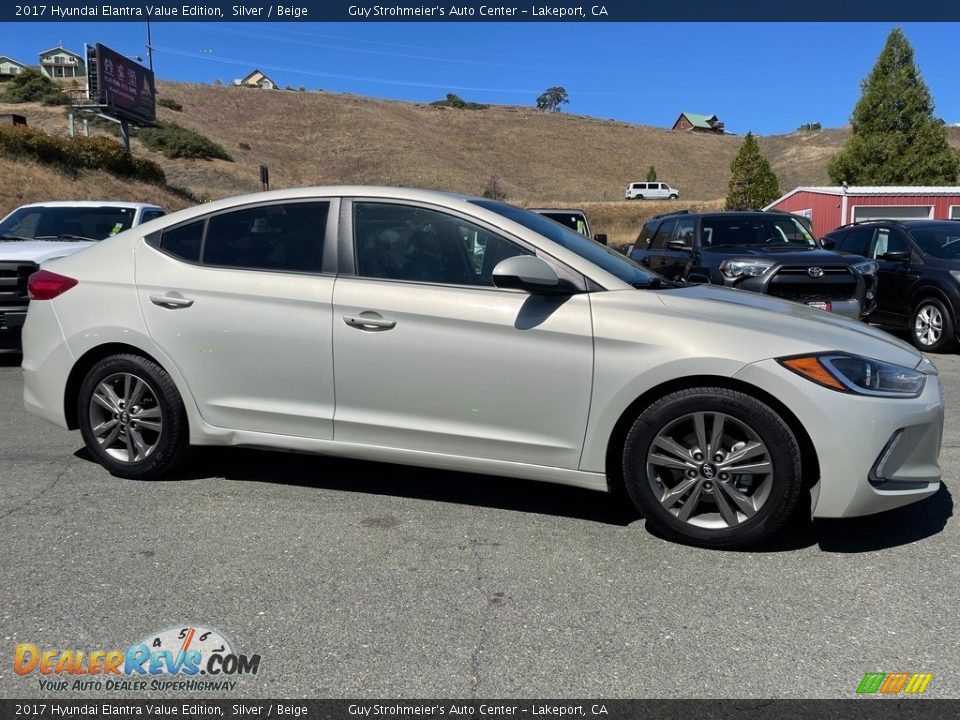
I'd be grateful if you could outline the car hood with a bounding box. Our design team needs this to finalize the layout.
[703,245,858,264]
[0,240,94,264]
[655,284,922,368]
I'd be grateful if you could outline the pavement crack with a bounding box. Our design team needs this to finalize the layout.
[0,461,71,522]
[468,534,490,699]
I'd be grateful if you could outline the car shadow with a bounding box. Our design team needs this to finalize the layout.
[73,445,954,549]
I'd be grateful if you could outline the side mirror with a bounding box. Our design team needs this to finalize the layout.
[667,239,692,252]
[881,250,911,263]
[594,233,608,245]
[492,255,565,294]
[820,238,836,250]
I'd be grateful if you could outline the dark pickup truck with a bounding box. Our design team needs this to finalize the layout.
[628,210,879,320]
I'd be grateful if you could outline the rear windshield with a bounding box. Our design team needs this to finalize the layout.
[536,211,590,237]
[910,224,960,259]
[471,199,664,287]
[0,206,139,241]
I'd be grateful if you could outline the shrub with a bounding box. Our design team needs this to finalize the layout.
[482,175,506,200]
[137,121,232,161]
[158,97,183,112]
[238,142,251,150]
[430,92,489,110]
[0,125,166,185]
[1,67,67,105]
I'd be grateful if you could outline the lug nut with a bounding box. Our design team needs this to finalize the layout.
[693,453,703,461]
[687,469,697,478]
[714,453,723,462]
[720,473,729,480]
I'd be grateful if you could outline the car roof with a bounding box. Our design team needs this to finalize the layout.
[649,210,775,222]
[15,201,164,210]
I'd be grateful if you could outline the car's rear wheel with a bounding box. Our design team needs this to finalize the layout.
[622,387,802,548]
[78,354,189,479]
[910,298,955,353]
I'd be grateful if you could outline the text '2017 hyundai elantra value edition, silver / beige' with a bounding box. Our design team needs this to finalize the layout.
[20,187,944,548]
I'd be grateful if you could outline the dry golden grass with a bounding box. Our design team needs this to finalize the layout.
[0,156,194,218]
[3,83,960,221]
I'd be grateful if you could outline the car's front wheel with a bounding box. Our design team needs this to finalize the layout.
[910,298,955,353]
[78,354,190,479]
[669,194,679,200]
[622,387,803,548]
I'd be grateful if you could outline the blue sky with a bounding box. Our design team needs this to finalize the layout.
[3,22,959,134]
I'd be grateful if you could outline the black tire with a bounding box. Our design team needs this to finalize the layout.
[669,194,679,200]
[909,297,955,353]
[78,353,190,479]
[622,387,802,549]
[636,194,645,200]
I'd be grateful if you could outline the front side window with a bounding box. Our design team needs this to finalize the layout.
[650,220,677,250]
[354,202,530,286]
[870,228,908,259]
[202,202,328,273]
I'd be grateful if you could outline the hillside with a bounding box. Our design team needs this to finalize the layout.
[3,81,959,242]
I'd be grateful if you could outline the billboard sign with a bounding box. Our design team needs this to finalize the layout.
[87,43,156,124]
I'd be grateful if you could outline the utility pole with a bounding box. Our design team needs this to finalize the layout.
[146,20,154,72]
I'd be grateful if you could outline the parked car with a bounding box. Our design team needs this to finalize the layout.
[628,210,878,320]
[821,219,960,352]
[0,201,165,353]
[528,207,608,245]
[22,187,942,548]
[625,182,680,200]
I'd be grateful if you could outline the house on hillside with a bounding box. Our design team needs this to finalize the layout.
[0,56,30,81]
[38,46,85,80]
[234,70,276,90]
[672,112,725,135]
[764,186,960,237]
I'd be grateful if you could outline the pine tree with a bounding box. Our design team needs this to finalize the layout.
[725,132,780,210]
[646,165,657,182]
[829,27,960,185]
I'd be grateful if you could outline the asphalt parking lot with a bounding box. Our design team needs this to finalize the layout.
[0,348,958,700]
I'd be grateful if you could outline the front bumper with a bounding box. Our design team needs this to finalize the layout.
[734,358,943,518]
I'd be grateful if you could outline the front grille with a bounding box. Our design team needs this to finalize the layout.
[767,265,857,303]
[0,261,38,304]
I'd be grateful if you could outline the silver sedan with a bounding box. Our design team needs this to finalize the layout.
[21,187,944,548]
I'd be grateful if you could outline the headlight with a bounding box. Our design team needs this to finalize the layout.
[852,259,879,276]
[719,259,774,280]
[778,353,926,398]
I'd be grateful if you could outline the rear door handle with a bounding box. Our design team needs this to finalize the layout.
[342,312,396,331]
[150,294,194,309]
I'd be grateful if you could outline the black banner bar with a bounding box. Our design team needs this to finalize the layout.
[1,700,957,720]
[4,1,960,22]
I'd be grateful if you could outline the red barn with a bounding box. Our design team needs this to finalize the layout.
[764,186,960,238]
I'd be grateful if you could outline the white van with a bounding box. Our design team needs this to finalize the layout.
[625,182,680,200]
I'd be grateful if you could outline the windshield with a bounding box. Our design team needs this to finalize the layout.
[910,224,960,259]
[701,215,817,248]
[471,199,667,287]
[0,206,138,241]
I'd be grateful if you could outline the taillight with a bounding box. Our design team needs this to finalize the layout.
[28,270,78,300]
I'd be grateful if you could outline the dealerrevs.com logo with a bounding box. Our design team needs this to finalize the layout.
[856,673,933,696]
[14,625,261,692]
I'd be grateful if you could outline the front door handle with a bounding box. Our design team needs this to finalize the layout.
[342,312,396,331]
[150,294,194,309]
[639,256,650,266]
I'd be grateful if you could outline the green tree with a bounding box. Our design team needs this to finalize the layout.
[536,86,569,112]
[646,165,657,182]
[829,27,960,185]
[725,132,780,210]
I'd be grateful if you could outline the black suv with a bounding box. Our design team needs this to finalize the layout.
[821,219,960,351]
[628,211,878,320]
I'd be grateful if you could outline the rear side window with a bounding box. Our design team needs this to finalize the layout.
[160,220,204,262]
[140,210,165,223]
[202,202,328,273]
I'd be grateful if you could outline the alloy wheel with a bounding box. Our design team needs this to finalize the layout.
[914,304,943,347]
[88,372,164,463]
[645,411,773,529]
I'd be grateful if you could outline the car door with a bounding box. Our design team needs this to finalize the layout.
[135,199,338,439]
[331,199,594,469]
[644,219,692,280]
[869,226,916,320]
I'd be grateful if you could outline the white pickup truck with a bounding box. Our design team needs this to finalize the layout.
[0,201,165,353]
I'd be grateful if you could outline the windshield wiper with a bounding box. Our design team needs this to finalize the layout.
[634,276,683,290]
[34,234,97,242]
[0,234,32,242]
